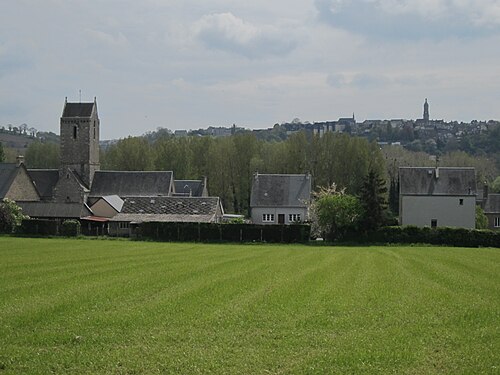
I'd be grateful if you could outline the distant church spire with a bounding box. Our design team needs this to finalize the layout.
[423,98,429,124]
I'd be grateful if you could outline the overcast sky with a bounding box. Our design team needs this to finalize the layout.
[1,0,500,139]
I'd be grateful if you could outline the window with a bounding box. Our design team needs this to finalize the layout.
[262,214,275,222]
[459,199,464,205]
[431,219,437,228]
[289,214,301,222]
[93,121,96,139]
[73,125,77,139]
[495,217,500,228]
[119,222,130,229]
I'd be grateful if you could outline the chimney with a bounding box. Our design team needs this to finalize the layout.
[16,155,24,167]
[484,183,489,201]
[435,167,439,179]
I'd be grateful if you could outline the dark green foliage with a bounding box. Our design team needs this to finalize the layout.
[24,141,59,168]
[139,222,311,243]
[20,219,59,236]
[367,226,500,248]
[359,170,388,232]
[60,220,81,237]
[0,141,4,162]
[388,176,399,215]
[475,206,488,229]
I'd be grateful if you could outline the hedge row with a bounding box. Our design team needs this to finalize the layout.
[365,226,500,248]
[139,222,311,243]
[19,219,80,237]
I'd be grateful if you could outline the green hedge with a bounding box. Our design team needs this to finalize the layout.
[61,220,81,237]
[20,219,59,236]
[367,226,500,248]
[140,222,311,243]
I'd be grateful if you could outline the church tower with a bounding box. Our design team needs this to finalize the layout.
[59,97,100,188]
[423,98,430,124]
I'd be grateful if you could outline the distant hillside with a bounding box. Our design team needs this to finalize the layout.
[0,130,59,161]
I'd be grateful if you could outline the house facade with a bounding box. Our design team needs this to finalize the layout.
[0,159,40,202]
[250,173,311,225]
[482,186,500,230]
[399,167,476,229]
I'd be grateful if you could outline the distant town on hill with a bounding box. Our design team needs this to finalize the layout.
[2,100,499,158]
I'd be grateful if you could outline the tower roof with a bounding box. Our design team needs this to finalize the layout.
[62,102,95,118]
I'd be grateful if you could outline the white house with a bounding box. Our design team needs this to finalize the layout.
[399,167,476,229]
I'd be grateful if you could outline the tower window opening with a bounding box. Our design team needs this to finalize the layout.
[73,125,77,139]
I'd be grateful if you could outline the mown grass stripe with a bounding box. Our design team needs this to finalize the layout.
[0,238,498,374]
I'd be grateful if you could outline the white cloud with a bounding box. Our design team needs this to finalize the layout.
[193,13,298,58]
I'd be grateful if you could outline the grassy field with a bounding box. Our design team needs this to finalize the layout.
[0,237,498,374]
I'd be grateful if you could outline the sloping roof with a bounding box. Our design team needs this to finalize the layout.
[250,173,311,207]
[399,167,476,196]
[174,180,204,197]
[101,195,124,212]
[0,163,18,199]
[110,213,216,223]
[27,169,59,199]
[89,171,173,197]
[110,196,221,223]
[62,102,95,117]
[484,194,500,214]
[17,201,92,218]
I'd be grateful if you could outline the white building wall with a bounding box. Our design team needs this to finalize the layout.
[251,207,308,225]
[401,196,475,229]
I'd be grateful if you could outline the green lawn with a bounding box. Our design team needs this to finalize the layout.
[0,238,498,374]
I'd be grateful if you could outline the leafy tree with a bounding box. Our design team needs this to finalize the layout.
[0,199,27,233]
[102,137,153,171]
[310,184,363,241]
[359,170,388,232]
[475,206,488,229]
[24,141,59,168]
[388,176,399,216]
[491,176,500,193]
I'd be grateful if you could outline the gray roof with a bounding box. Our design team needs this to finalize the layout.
[89,171,173,198]
[62,102,95,118]
[174,180,204,197]
[399,167,476,196]
[250,173,311,207]
[0,163,18,199]
[101,195,124,212]
[27,169,59,199]
[111,196,221,223]
[111,213,216,223]
[17,201,92,219]
[484,194,500,214]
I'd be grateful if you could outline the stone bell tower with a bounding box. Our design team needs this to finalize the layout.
[59,97,100,188]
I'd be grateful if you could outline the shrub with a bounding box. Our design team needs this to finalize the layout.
[61,220,81,237]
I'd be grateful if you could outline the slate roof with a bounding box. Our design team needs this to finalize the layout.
[89,171,173,198]
[110,196,221,223]
[399,167,476,196]
[174,180,204,197]
[250,173,311,207]
[0,163,18,199]
[101,195,124,212]
[17,201,92,219]
[484,194,500,214]
[62,102,95,118]
[27,169,59,199]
